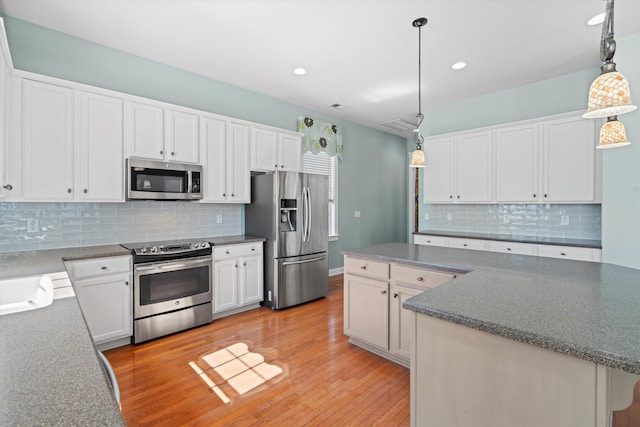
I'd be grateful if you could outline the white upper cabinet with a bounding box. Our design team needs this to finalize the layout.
[423,137,454,203]
[423,112,599,205]
[455,131,493,202]
[75,91,124,201]
[22,79,75,201]
[250,127,302,172]
[423,132,492,203]
[165,108,199,163]
[124,100,164,160]
[495,123,539,203]
[201,116,250,203]
[542,116,597,202]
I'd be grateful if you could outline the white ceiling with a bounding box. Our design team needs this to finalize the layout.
[1,0,640,138]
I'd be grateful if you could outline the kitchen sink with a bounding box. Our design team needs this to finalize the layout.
[0,275,54,316]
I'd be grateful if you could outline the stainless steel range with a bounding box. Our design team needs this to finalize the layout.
[121,239,213,344]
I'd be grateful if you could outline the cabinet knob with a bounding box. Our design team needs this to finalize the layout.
[251,248,256,251]
[463,244,468,247]
[171,151,175,156]
[2,184,12,191]
[83,189,88,194]
[533,194,536,198]
[274,164,278,168]
[381,290,387,295]
[234,263,238,268]
[243,262,246,266]
[160,150,164,155]
[67,188,72,194]
[506,248,512,251]
[125,281,129,286]
[544,194,548,198]
[280,165,284,168]
[101,266,108,270]
[393,293,399,299]
[457,195,460,199]
[360,265,367,270]
[231,193,235,197]
[225,250,230,254]
[222,193,226,197]
[417,276,424,282]
[449,195,453,199]
[560,252,567,256]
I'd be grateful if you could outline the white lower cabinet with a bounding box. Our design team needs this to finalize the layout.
[65,255,132,349]
[213,242,263,318]
[343,255,456,366]
[536,244,602,262]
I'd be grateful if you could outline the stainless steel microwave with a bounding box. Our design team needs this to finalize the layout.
[126,158,202,200]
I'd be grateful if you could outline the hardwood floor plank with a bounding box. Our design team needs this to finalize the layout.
[105,276,410,426]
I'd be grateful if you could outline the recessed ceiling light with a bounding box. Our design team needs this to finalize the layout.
[587,12,605,26]
[451,61,467,70]
[293,67,307,75]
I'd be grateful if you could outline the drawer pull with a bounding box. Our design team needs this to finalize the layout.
[251,248,256,251]
[360,265,367,270]
[226,250,230,254]
[463,244,468,247]
[417,276,424,282]
[506,248,512,251]
[560,252,566,256]
[101,266,108,270]
[393,293,399,299]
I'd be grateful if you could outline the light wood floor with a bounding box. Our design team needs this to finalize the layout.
[105,275,410,426]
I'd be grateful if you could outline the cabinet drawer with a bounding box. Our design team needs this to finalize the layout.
[536,245,597,262]
[447,237,486,251]
[413,235,447,247]
[213,242,263,259]
[69,255,132,279]
[344,257,389,280]
[487,241,535,256]
[391,264,454,289]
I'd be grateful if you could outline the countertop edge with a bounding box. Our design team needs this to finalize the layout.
[403,301,640,375]
[414,231,602,249]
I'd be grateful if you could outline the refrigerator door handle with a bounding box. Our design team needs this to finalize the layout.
[303,186,310,242]
[281,254,327,266]
[306,186,312,242]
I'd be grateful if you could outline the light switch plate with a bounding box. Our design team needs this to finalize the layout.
[27,218,39,233]
[216,214,223,224]
[561,215,569,226]
[354,211,361,218]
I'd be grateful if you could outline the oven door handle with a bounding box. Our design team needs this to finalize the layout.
[135,265,158,272]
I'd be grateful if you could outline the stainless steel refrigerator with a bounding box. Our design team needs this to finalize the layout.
[245,171,329,309]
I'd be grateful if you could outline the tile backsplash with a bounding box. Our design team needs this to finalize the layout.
[0,202,243,253]
[422,204,601,241]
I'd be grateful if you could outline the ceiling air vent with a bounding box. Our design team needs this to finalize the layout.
[330,103,345,110]
[380,119,417,132]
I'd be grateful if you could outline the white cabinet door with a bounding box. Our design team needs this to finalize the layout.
[74,273,132,344]
[201,116,227,202]
[389,284,422,360]
[455,131,492,202]
[343,273,389,350]
[278,133,302,172]
[213,258,239,313]
[125,100,164,160]
[166,109,198,163]
[22,80,74,201]
[228,122,251,203]
[0,48,8,200]
[76,91,124,201]
[423,137,454,203]
[239,254,263,305]
[251,127,278,171]
[542,116,596,202]
[495,124,539,203]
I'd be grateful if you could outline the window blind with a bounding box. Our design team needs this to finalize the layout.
[303,151,335,201]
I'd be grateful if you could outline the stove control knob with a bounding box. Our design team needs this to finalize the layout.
[150,246,158,253]
[201,242,207,248]
[140,247,147,253]
[191,243,198,249]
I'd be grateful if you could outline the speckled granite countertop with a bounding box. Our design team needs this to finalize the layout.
[0,297,125,425]
[343,242,640,375]
[415,230,602,249]
[207,234,266,246]
[0,244,131,280]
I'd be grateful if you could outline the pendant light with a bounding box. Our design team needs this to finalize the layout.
[583,0,636,149]
[409,17,428,168]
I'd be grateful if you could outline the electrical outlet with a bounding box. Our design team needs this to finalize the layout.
[561,215,569,226]
[354,211,361,218]
[503,214,510,224]
[447,213,453,221]
[216,214,223,224]
[27,218,39,233]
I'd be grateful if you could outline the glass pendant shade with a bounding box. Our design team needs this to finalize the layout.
[410,148,426,168]
[583,71,637,118]
[596,118,630,149]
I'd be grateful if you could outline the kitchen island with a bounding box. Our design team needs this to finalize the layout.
[343,242,640,427]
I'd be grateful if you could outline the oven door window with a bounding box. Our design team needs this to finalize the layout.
[132,168,186,193]
[139,265,210,306]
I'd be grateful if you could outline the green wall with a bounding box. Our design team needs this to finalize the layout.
[1,15,408,270]
[409,32,640,269]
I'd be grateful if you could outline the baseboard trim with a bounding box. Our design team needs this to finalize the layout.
[329,266,344,277]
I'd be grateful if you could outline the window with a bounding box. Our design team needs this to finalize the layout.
[303,151,338,239]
